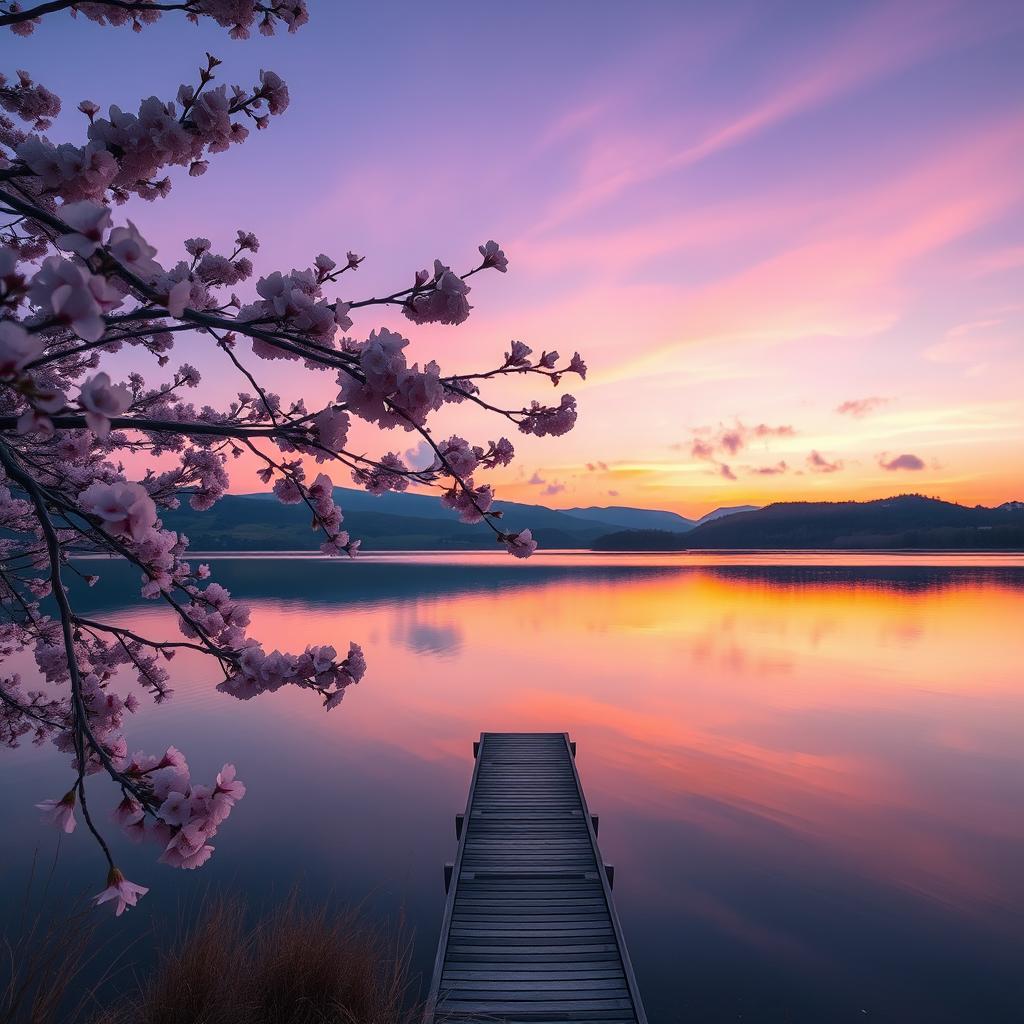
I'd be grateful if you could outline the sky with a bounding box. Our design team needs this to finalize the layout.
[17,0,1024,517]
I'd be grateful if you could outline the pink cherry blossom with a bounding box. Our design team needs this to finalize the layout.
[164,278,193,318]
[503,528,537,559]
[478,239,508,272]
[36,791,77,833]
[113,796,144,826]
[0,5,583,907]
[29,257,121,342]
[0,321,44,376]
[0,69,61,129]
[333,301,353,331]
[393,361,444,426]
[438,436,480,478]
[215,763,246,802]
[92,867,148,917]
[79,372,131,436]
[157,790,192,826]
[519,394,578,437]
[507,340,532,366]
[107,221,162,279]
[403,260,472,325]
[160,841,215,870]
[79,481,157,542]
[441,480,494,524]
[314,406,349,451]
[359,328,408,391]
[258,70,289,114]
[56,200,112,257]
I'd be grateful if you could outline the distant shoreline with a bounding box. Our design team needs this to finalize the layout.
[70,548,1024,564]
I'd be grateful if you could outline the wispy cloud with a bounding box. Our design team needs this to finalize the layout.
[807,451,844,473]
[879,453,926,471]
[689,421,795,458]
[685,421,796,484]
[837,397,889,418]
[748,461,789,476]
[527,2,1005,234]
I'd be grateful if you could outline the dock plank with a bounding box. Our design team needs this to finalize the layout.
[423,732,647,1023]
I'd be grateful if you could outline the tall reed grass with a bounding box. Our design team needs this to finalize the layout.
[3,880,417,1024]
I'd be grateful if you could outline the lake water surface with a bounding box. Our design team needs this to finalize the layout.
[3,553,1023,1022]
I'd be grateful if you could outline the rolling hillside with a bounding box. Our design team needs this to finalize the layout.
[160,488,692,551]
[591,495,1024,550]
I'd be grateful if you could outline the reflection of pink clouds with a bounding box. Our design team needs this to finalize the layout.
[672,882,847,972]
[166,566,1024,917]
[93,557,1024,923]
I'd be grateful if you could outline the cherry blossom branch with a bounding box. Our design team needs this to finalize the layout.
[0,440,120,867]
[1,0,308,37]
[0,10,582,911]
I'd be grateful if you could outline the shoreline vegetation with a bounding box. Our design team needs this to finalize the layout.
[3,889,417,1024]
[154,493,1024,553]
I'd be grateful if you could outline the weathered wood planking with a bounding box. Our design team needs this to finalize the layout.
[424,732,647,1023]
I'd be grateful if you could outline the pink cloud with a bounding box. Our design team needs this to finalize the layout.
[879,453,926,471]
[528,1,1005,234]
[837,397,889,417]
[807,451,844,474]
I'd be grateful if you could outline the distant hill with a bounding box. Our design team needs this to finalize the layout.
[694,504,760,527]
[561,505,695,532]
[160,488,681,552]
[591,495,1024,551]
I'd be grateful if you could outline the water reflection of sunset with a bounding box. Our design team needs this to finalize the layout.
[7,557,1021,1022]
[197,565,1024,918]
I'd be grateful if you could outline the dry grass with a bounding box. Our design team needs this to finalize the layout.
[1,857,106,1024]
[93,893,417,1024]
[1,904,97,1024]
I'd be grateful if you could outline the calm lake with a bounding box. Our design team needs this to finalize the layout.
[3,552,1024,1023]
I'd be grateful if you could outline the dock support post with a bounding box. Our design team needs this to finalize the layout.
[591,813,600,835]
[455,813,464,840]
[443,862,453,893]
[605,863,615,888]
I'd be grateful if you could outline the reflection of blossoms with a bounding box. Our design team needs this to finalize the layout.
[0,4,588,914]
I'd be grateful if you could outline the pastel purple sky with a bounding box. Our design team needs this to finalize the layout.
[18,0,1024,515]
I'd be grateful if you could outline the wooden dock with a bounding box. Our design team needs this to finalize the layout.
[424,732,647,1023]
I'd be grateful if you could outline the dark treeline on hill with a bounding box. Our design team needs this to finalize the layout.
[591,495,1024,551]
[159,487,694,552]
[156,491,1024,553]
